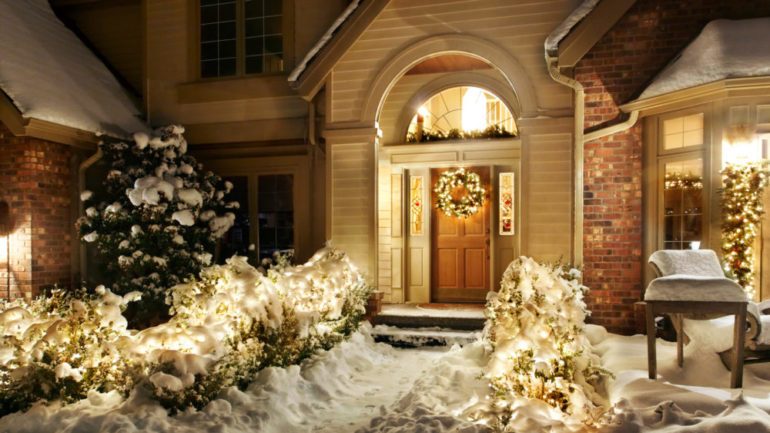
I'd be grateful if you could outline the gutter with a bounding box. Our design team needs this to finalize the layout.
[546,57,585,265]
[77,147,102,279]
[546,56,640,266]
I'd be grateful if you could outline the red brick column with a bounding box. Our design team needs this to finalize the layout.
[0,123,75,298]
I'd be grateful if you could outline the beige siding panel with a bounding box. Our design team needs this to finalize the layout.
[330,138,376,275]
[330,0,579,122]
[525,129,573,262]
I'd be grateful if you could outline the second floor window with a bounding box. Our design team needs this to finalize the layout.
[200,0,284,79]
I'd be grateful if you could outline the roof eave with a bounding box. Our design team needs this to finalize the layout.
[1,91,98,150]
[554,0,636,68]
[621,76,770,117]
[290,0,391,101]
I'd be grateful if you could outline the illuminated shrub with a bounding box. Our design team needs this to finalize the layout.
[0,248,371,416]
[484,257,609,428]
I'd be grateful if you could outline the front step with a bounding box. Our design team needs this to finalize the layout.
[371,313,484,331]
[371,325,481,348]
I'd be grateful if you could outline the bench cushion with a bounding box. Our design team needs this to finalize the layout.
[649,249,725,278]
[644,274,748,302]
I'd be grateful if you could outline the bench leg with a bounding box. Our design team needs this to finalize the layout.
[731,305,747,388]
[646,302,656,380]
[676,314,684,367]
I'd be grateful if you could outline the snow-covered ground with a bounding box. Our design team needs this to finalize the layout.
[5,322,770,433]
[591,325,770,433]
[0,323,491,433]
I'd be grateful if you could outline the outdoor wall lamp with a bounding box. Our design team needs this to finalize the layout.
[0,200,10,299]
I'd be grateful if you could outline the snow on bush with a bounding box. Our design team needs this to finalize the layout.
[483,257,610,430]
[77,125,235,326]
[0,248,371,416]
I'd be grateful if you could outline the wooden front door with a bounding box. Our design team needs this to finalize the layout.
[431,167,490,302]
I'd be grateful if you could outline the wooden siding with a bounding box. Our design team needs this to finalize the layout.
[523,128,573,261]
[329,0,579,123]
[143,0,348,144]
[57,1,144,94]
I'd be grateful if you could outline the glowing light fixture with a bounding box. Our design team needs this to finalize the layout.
[0,201,9,299]
[461,87,486,132]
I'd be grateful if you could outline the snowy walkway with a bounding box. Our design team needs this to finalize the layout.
[0,324,492,433]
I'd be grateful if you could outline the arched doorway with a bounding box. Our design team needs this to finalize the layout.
[375,56,522,304]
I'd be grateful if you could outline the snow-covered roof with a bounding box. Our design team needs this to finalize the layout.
[639,18,770,100]
[0,0,147,137]
[288,0,361,83]
[544,0,601,57]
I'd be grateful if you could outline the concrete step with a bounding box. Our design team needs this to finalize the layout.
[371,324,482,348]
[371,313,485,331]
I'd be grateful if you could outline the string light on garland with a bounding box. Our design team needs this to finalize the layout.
[664,172,703,190]
[721,161,770,298]
[434,168,486,218]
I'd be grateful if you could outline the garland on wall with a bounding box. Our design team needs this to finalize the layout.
[434,168,486,218]
[407,125,514,143]
[721,162,770,298]
[664,172,703,190]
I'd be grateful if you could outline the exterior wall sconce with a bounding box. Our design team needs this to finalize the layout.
[723,124,768,166]
[0,200,9,299]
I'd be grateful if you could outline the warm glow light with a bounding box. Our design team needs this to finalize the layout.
[417,105,429,117]
[722,137,763,166]
[462,87,486,132]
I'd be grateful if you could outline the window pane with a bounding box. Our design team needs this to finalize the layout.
[201,60,218,78]
[663,159,703,250]
[265,0,282,16]
[219,21,236,39]
[245,56,263,74]
[265,15,282,35]
[200,5,218,23]
[664,113,703,150]
[242,0,283,74]
[218,2,236,21]
[258,174,294,261]
[199,0,237,78]
[218,176,251,263]
[201,23,218,42]
[245,18,264,37]
[245,36,264,56]
[265,35,282,54]
[219,39,236,58]
[200,42,218,60]
[219,58,236,76]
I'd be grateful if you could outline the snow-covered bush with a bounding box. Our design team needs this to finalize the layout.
[0,248,371,416]
[484,257,609,429]
[0,288,141,415]
[77,125,236,326]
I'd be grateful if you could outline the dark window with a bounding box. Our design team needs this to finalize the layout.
[200,0,238,78]
[244,0,283,74]
[219,176,251,262]
[258,174,293,261]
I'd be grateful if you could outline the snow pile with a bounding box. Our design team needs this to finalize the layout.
[0,325,492,433]
[0,247,372,416]
[483,257,610,430]
[639,18,770,99]
[78,125,237,324]
[0,0,146,136]
[592,326,770,432]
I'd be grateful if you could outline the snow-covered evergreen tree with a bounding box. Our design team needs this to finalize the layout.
[77,125,237,326]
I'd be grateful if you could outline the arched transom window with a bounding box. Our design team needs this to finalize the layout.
[406,86,516,143]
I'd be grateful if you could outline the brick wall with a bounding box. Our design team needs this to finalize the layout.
[575,0,770,334]
[0,123,76,298]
